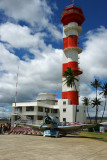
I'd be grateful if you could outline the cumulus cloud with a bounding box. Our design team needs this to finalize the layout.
[0,42,62,108]
[78,26,107,117]
[0,0,52,25]
[0,0,63,118]
[79,26,107,95]
[0,107,11,118]
[0,22,47,49]
[0,0,62,40]
[80,26,107,82]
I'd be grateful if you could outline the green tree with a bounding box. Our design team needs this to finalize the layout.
[100,83,107,122]
[63,67,78,122]
[82,97,91,123]
[91,79,102,123]
[91,79,102,98]
[91,98,102,124]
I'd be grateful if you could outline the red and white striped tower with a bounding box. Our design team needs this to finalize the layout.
[61,5,85,105]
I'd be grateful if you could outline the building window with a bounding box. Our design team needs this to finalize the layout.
[45,108,50,113]
[15,107,22,113]
[76,109,79,112]
[27,115,34,120]
[63,118,66,122]
[38,116,43,120]
[38,107,43,112]
[15,115,20,121]
[63,101,66,105]
[26,106,34,111]
[63,108,66,112]
[53,109,58,113]
[51,109,53,113]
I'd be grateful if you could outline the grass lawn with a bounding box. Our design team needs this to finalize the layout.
[71,131,107,142]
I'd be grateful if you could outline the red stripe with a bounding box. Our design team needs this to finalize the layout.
[62,91,79,105]
[63,62,78,73]
[63,62,82,75]
[63,35,78,50]
[61,6,85,26]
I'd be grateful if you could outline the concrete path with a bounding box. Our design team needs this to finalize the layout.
[0,135,107,160]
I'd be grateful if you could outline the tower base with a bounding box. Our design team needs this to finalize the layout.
[58,99,86,123]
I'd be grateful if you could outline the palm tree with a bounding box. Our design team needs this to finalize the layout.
[99,83,107,122]
[91,79,102,123]
[91,98,102,124]
[63,67,78,88]
[82,97,91,123]
[63,67,78,122]
[91,79,102,99]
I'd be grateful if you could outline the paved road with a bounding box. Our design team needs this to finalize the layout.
[0,135,107,160]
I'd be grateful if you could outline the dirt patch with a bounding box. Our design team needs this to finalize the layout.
[0,134,107,160]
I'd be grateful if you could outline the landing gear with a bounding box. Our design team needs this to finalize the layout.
[44,130,59,138]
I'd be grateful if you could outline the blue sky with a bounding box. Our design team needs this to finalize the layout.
[0,0,107,118]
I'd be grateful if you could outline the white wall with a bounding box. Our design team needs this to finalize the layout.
[58,99,86,123]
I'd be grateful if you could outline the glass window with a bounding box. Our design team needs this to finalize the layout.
[38,116,43,120]
[53,109,58,113]
[15,107,22,112]
[63,101,66,105]
[38,107,43,112]
[27,115,34,120]
[45,108,50,113]
[63,108,66,112]
[77,109,79,112]
[26,106,34,111]
[63,118,66,122]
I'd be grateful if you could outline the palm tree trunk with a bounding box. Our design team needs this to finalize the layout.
[96,105,98,124]
[74,82,78,122]
[87,107,91,123]
[101,96,106,123]
[95,87,98,124]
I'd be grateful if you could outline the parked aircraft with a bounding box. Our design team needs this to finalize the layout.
[20,111,95,137]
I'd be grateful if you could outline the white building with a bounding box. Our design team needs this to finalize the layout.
[11,93,86,125]
[11,93,59,125]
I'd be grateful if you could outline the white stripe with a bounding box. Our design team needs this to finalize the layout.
[63,22,82,38]
[64,47,82,54]
[63,28,78,38]
[63,50,78,63]
[62,77,79,91]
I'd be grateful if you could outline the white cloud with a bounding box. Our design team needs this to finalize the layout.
[78,26,107,117]
[79,26,107,99]
[0,0,62,40]
[0,107,11,118]
[0,42,62,107]
[0,22,47,49]
[80,26,107,83]
[0,0,52,25]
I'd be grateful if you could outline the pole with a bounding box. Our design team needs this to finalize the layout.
[15,66,19,106]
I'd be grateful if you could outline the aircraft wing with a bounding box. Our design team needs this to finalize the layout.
[57,124,96,132]
[20,123,49,131]
[20,123,95,132]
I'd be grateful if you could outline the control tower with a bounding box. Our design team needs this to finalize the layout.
[61,5,85,105]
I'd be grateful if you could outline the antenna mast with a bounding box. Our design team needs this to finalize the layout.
[72,0,75,5]
[15,66,19,106]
